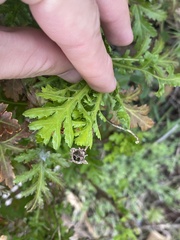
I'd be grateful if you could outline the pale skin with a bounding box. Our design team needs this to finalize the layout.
[0,0,133,93]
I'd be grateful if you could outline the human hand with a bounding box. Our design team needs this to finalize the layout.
[0,0,133,92]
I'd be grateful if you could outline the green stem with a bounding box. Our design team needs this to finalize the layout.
[112,58,141,61]
[0,99,27,106]
[29,162,45,211]
[0,142,23,152]
[0,145,7,173]
[113,62,178,83]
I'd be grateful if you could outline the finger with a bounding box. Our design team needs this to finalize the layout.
[29,0,116,93]
[0,27,81,82]
[96,0,133,46]
[0,0,7,4]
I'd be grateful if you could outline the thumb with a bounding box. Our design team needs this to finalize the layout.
[0,27,81,81]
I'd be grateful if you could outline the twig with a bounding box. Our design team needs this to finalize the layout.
[160,175,180,186]
[155,124,179,143]
[105,118,139,144]
[141,223,180,231]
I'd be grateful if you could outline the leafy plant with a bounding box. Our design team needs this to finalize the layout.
[131,1,167,40]
[0,103,28,188]
[14,148,69,211]
[24,82,103,150]
[23,37,180,151]
[0,0,180,239]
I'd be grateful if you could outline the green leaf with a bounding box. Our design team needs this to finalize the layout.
[146,207,164,223]
[45,169,63,187]
[14,148,41,163]
[14,149,66,211]
[49,153,70,168]
[117,107,131,129]
[14,163,40,184]
[74,123,93,147]
[113,38,180,96]
[131,5,157,40]
[24,82,103,149]
[139,2,167,22]
[131,2,166,41]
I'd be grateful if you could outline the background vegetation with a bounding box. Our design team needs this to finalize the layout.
[0,0,180,239]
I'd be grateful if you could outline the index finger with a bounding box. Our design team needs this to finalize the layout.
[96,0,133,46]
[26,0,117,93]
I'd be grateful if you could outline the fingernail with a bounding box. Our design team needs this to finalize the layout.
[58,69,81,83]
